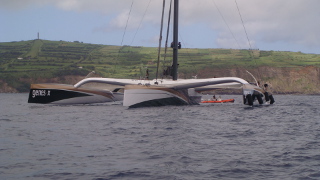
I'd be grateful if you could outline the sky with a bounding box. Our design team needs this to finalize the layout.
[1,0,320,54]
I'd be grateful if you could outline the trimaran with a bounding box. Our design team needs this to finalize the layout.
[28,0,275,107]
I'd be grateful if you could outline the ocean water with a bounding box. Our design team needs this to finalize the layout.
[0,93,320,180]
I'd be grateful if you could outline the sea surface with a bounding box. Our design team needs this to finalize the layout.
[0,93,320,180]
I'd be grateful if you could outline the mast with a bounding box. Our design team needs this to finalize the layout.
[172,0,179,80]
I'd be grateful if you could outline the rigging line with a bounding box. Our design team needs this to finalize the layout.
[120,0,134,46]
[155,0,166,83]
[211,0,252,81]
[113,0,134,74]
[234,0,262,80]
[211,0,241,49]
[129,0,151,46]
[209,2,250,83]
[161,0,172,79]
[234,0,252,49]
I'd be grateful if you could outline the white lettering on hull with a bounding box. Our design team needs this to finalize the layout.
[32,90,51,98]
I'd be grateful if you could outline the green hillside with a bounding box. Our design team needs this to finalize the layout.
[1,39,320,93]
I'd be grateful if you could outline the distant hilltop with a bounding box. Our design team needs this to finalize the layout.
[0,39,319,94]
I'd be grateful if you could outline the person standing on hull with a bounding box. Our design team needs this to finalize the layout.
[263,83,275,104]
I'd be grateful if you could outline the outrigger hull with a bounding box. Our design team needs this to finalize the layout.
[28,83,121,104]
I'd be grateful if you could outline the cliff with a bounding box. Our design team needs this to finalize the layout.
[1,66,319,94]
[1,40,319,94]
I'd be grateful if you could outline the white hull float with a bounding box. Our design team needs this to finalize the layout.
[123,85,200,108]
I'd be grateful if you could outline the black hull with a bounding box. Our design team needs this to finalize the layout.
[28,89,91,104]
[28,83,117,104]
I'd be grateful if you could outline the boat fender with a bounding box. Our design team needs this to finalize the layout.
[257,94,263,104]
[252,94,256,101]
[269,95,275,104]
[246,94,253,106]
[243,95,246,104]
[264,92,270,101]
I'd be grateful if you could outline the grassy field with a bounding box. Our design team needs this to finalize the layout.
[1,39,320,92]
